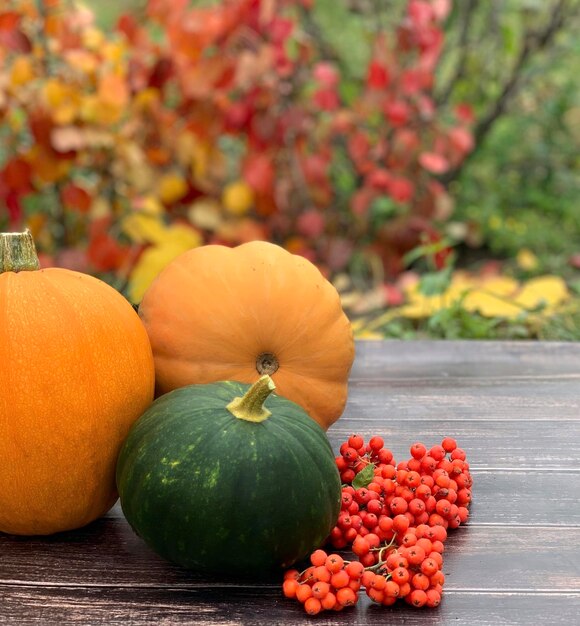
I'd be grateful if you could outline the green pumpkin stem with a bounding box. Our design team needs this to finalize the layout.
[0,230,40,274]
[227,375,276,423]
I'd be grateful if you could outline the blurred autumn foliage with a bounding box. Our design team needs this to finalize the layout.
[0,0,478,301]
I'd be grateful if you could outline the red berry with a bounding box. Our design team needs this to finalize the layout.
[348,434,364,450]
[310,549,327,567]
[304,596,322,615]
[409,588,427,607]
[330,569,350,589]
[410,442,427,459]
[325,554,344,573]
[441,437,457,452]
[282,579,299,598]
[368,435,384,451]
[345,560,364,579]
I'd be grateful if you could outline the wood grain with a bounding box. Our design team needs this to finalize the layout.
[1,340,579,625]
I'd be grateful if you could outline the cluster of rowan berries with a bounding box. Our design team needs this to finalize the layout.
[282,434,473,615]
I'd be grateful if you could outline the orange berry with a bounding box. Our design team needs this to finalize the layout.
[312,581,330,599]
[330,569,350,589]
[295,583,313,603]
[324,554,344,573]
[345,560,365,579]
[312,565,331,583]
[336,586,357,606]
[321,591,337,610]
[367,587,384,603]
[370,575,387,591]
[310,549,328,567]
[282,579,299,598]
[283,568,300,581]
[304,597,322,615]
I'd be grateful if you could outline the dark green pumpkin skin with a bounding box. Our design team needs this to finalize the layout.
[116,380,341,577]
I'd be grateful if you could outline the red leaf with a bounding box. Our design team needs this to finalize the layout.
[302,154,328,185]
[432,0,452,21]
[313,62,340,88]
[351,187,375,216]
[455,103,475,124]
[87,232,128,273]
[401,68,431,95]
[408,1,434,27]
[366,60,390,90]
[348,132,371,164]
[418,152,449,174]
[0,12,20,30]
[297,210,325,238]
[384,101,410,127]
[2,158,32,193]
[448,127,475,156]
[269,17,293,44]
[6,192,22,227]
[243,153,274,196]
[388,178,414,203]
[312,88,340,111]
[367,169,392,192]
[61,184,92,213]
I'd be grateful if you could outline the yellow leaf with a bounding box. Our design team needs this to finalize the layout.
[43,78,68,108]
[515,276,569,311]
[82,27,105,51]
[353,330,385,340]
[123,213,168,245]
[222,180,254,216]
[162,223,202,249]
[462,290,523,319]
[133,88,160,112]
[10,56,34,87]
[516,248,539,271]
[102,41,126,65]
[158,172,188,205]
[128,228,201,302]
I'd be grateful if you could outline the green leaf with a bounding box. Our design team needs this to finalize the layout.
[311,0,370,79]
[352,463,376,490]
[418,267,453,297]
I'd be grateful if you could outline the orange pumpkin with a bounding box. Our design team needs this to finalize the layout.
[0,231,155,535]
[138,241,355,429]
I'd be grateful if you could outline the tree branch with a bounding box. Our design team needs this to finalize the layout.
[441,0,571,185]
[436,0,479,106]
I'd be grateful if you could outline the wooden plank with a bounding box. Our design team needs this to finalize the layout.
[1,525,579,591]
[343,379,580,422]
[350,340,580,379]
[1,341,579,625]
[1,585,579,626]
[329,419,580,468]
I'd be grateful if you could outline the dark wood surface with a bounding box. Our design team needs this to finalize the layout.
[2,340,580,625]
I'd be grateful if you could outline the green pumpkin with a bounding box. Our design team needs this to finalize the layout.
[116,375,341,577]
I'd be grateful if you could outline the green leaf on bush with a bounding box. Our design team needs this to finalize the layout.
[311,0,370,79]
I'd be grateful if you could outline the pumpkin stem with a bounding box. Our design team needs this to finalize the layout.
[0,230,40,274]
[227,375,276,423]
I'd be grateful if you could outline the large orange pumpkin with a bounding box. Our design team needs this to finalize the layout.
[138,241,355,429]
[0,231,155,535]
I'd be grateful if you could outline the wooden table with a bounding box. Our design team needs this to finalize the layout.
[2,341,580,625]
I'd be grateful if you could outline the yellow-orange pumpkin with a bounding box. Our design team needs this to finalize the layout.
[138,241,354,429]
[0,231,155,535]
